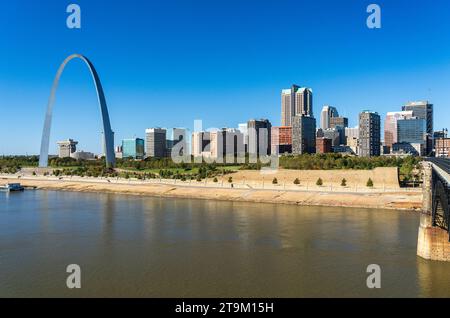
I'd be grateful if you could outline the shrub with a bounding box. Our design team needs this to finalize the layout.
[272,178,278,184]
[367,178,374,187]
[316,178,323,186]
[341,178,347,187]
[293,178,300,185]
[196,176,202,182]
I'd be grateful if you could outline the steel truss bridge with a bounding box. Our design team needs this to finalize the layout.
[427,158,450,241]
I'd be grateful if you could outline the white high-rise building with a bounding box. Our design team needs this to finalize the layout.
[384,111,414,149]
[238,123,248,152]
[191,131,211,157]
[145,128,167,158]
[320,105,339,130]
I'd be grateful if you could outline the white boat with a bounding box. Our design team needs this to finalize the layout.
[0,183,25,192]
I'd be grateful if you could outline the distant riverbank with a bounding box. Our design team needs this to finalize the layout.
[1,176,422,211]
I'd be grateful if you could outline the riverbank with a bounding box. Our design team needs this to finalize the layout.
[1,176,422,211]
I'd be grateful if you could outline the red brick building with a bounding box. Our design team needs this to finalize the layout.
[435,138,450,158]
[316,137,332,154]
[271,126,292,154]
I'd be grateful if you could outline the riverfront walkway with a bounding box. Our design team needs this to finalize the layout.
[1,173,420,194]
[0,174,422,211]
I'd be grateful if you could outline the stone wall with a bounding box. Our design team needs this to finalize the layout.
[230,167,401,189]
[417,162,450,262]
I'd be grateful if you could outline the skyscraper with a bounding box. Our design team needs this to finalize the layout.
[329,116,348,129]
[238,123,249,152]
[169,128,187,157]
[209,128,244,161]
[359,111,381,157]
[191,131,211,157]
[328,116,348,145]
[395,117,427,156]
[122,138,145,159]
[292,115,316,154]
[402,101,433,155]
[384,111,414,150]
[281,85,313,126]
[320,105,339,130]
[397,118,426,144]
[296,87,313,117]
[248,119,272,156]
[402,101,433,133]
[145,128,167,158]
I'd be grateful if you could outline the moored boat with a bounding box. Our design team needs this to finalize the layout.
[0,183,25,192]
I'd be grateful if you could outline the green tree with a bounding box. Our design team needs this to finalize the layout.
[341,178,347,187]
[213,177,218,183]
[272,178,278,184]
[228,176,233,183]
[316,178,323,186]
[367,178,374,187]
[293,178,300,185]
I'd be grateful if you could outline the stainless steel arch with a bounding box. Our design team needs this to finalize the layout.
[39,54,115,168]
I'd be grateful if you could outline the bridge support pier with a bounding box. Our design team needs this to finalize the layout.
[417,213,450,261]
[417,162,450,262]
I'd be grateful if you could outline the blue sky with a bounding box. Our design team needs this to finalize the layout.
[1,0,450,155]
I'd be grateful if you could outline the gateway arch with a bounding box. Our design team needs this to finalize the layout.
[39,54,115,168]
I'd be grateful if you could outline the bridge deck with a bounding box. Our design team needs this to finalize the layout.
[426,158,450,185]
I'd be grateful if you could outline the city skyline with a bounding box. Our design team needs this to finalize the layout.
[2,1,450,302]
[2,0,450,155]
[6,79,442,159]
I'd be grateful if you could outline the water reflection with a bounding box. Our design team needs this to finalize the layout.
[417,258,450,297]
[0,190,449,297]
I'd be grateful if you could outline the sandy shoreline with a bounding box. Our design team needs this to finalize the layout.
[2,177,423,211]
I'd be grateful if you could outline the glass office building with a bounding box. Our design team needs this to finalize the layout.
[401,101,433,155]
[394,118,426,156]
[122,138,145,159]
[397,118,426,145]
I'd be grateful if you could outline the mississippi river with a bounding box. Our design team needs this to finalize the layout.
[1,190,449,297]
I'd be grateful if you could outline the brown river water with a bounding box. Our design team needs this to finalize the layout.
[0,190,449,297]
